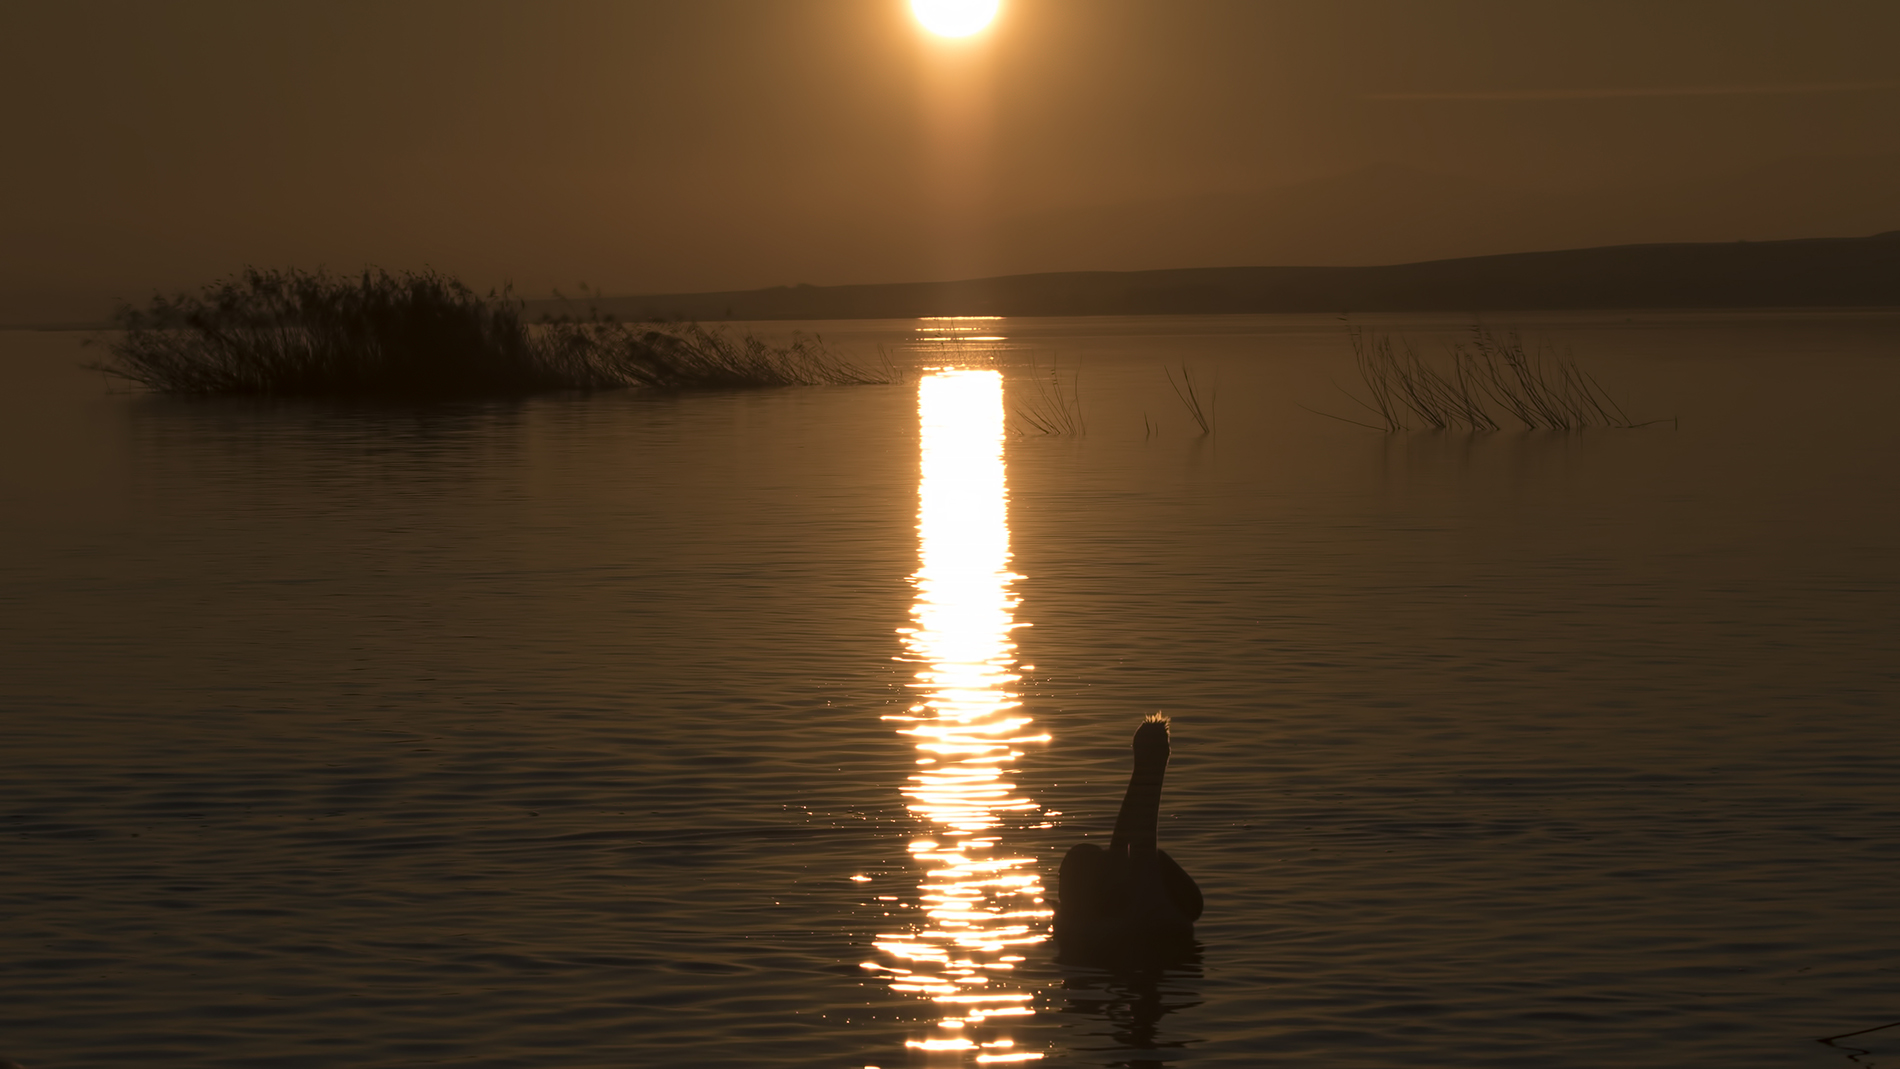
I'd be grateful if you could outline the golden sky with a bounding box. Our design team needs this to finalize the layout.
[2,0,1897,319]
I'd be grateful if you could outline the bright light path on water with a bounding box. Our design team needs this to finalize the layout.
[873,368,1048,1062]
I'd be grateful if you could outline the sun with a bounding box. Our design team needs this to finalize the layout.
[911,0,999,38]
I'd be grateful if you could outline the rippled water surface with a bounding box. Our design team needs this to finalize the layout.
[4,312,1899,1068]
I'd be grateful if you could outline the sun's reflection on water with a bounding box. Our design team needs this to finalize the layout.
[916,316,1010,346]
[870,367,1049,1063]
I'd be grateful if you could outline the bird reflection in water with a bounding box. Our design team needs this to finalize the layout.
[870,368,1052,1063]
[1057,958,1207,1067]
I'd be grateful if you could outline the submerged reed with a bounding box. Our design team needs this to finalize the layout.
[1314,325,1662,431]
[97,268,886,397]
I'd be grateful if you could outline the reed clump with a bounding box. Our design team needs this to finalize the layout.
[1010,361,1086,437]
[1318,325,1662,431]
[98,268,886,397]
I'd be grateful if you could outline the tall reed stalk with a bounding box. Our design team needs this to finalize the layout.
[1166,364,1217,435]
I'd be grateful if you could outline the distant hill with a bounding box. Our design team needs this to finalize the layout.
[549,232,1900,322]
[979,155,1900,273]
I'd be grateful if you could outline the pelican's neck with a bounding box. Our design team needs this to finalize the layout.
[1110,746,1168,864]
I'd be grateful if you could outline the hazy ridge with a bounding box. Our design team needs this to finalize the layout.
[561,231,1900,322]
[986,155,1900,272]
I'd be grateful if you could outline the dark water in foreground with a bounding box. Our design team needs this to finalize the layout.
[3,312,1898,1068]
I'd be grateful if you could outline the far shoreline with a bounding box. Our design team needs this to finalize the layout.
[14,305,1900,335]
[8,231,1898,332]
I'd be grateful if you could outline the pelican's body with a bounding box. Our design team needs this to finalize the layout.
[1054,715,1202,955]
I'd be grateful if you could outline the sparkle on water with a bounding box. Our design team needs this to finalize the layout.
[871,368,1050,1062]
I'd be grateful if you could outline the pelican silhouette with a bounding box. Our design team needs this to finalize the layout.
[1054,714,1202,955]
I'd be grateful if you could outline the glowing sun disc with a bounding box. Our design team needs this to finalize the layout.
[912,0,999,37]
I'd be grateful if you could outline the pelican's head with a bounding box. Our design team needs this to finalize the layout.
[1133,713,1171,767]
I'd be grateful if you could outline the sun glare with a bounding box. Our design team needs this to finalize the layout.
[912,0,999,37]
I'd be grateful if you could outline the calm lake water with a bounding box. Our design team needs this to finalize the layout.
[3,312,1898,1068]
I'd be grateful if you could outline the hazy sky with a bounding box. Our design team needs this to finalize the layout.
[3,0,1897,318]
